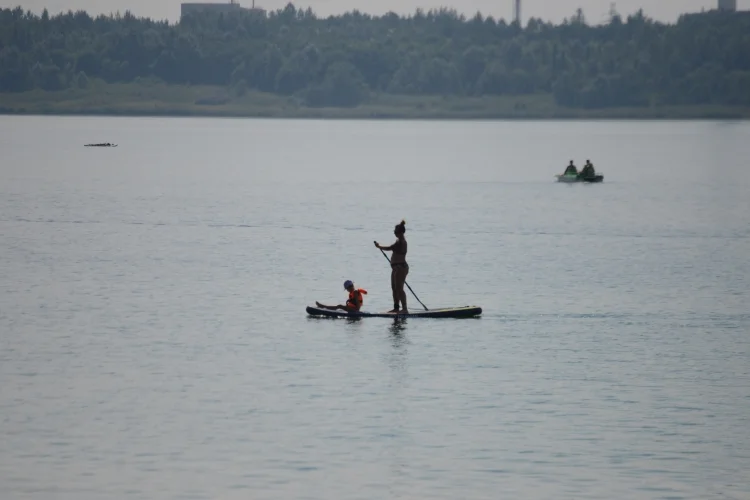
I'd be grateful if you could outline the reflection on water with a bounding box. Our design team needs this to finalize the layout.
[386,319,409,388]
[385,318,410,492]
[389,318,408,337]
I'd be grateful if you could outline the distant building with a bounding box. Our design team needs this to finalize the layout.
[180,0,265,19]
[513,0,521,25]
[718,0,737,11]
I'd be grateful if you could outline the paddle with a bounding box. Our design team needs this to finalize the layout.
[376,244,429,311]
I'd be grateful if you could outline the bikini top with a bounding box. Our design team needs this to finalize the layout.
[391,238,407,257]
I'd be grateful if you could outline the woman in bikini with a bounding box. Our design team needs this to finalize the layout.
[374,220,409,314]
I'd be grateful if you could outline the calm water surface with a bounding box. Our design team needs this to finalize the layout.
[1,116,749,500]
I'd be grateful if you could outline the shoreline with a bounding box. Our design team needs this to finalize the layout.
[4,108,749,121]
[2,84,749,121]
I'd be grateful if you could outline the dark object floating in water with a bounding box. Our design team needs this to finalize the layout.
[85,143,117,147]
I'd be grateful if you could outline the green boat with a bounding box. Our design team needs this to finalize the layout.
[556,173,603,183]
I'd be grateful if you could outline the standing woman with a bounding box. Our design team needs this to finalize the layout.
[374,220,409,314]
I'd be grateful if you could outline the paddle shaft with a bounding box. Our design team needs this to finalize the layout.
[377,246,429,311]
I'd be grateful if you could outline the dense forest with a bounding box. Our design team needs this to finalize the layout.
[1,4,749,108]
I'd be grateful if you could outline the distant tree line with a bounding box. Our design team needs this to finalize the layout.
[1,4,749,108]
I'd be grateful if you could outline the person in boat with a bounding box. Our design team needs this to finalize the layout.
[580,159,596,179]
[316,280,367,312]
[374,220,409,314]
[564,160,578,175]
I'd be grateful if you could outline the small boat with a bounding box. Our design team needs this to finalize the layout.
[84,143,117,147]
[556,173,603,183]
[306,305,482,319]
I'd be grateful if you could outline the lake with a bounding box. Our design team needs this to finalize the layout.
[1,115,749,500]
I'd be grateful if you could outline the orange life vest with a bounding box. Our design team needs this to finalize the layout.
[346,288,367,309]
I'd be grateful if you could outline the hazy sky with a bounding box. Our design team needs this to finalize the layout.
[1,0,746,24]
